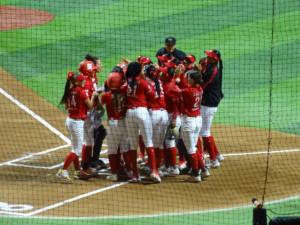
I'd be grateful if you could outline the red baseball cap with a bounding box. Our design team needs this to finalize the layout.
[140,56,152,64]
[204,50,220,61]
[158,67,172,80]
[185,55,196,63]
[163,60,177,68]
[76,73,88,81]
[136,55,143,63]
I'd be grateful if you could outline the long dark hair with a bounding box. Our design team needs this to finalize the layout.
[167,67,175,79]
[125,62,142,89]
[144,65,160,98]
[85,53,99,66]
[59,72,80,105]
[212,50,224,99]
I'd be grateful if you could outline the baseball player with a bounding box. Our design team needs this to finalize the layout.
[169,65,204,183]
[200,50,225,168]
[98,72,132,181]
[56,72,99,182]
[120,62,161,183]
[143,65,169,174]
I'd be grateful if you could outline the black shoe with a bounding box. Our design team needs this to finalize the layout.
[90,162,101,170]
[181,167,192,175]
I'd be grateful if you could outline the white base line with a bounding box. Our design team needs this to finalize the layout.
[25,182,128,216]
[0,211,28,216]
[0,145,70,167]
[222,148,300,156]
[0,88,70,145]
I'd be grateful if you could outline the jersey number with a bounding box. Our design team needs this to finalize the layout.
[154,83,164,98]
[128,85,137,96]
[194,97,200,108]
[68,95,76,107]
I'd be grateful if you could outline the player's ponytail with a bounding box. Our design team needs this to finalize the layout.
[153,73,160,98]
[213,49,224,99]
[59,72,80,105]
[112,90,120,113]
[144,65,160,97]
[189,71,203,86]
[85,53,99,67]
[125,62,142,89]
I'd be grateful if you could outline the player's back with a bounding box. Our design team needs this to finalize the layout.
[68,86,89,120]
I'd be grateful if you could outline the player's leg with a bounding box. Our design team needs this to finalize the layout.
[92,125,107,169]
[82,116,96,174]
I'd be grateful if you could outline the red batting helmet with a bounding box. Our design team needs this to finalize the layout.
[107,72,122,90]
[78,61,98,76]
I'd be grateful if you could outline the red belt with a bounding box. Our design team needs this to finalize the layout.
[150,108,165,111]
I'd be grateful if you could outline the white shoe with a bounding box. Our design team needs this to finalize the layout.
[205,159,220,168]
[126,171,133,179]
[160,167,171,176]
[56,169,72,182]
[107,174,118,181]
[150,171,161,183]
[216,154,225,162]
[137,154,145,164]
[158,169,164,178]
[169,167,180,176]
[201,168,210,178]
[178,162,187,170]
[130,173,141,183]
[185,176,201,183]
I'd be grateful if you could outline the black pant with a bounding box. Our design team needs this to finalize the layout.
[91,125,107,162]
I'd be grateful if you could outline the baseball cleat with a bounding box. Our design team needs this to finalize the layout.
[201,168,210,178]
[159,167,171,176]
[169,167,180,176]
[157,169,165,178]
[137,153,145,164]
[126,171,133,179]
[56,169,72,183]
[178,161,187,170]
[74,170,89,180]
[185,176,201,183]
[181,167,192,175]
[216,154,225,162]
[150,171,161,183]
[205,159,220,168]
[90,162,101,170]
[130,173,141,183]
[82,167,98,177]
[107,174,118,181]
[141,165,151,175]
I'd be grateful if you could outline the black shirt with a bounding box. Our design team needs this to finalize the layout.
[156,47,186,61]
[201,63,223,107]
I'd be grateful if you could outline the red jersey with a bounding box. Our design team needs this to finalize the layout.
[169,77,203,117]
[67,86,89,120]
[101,92,126,120]
[91,74,98,91]
[162,81,179,119]
[147,80,166,110]
[120,77,155,109]
[84,77,95,99]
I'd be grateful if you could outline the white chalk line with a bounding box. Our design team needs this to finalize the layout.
[25,182,128,216]
[222,148,300,156]
[0,88,70,145]
[0,211,28,216]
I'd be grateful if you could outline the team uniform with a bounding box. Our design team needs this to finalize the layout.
[169,77,204,182]
[121,77,161,182]
[101,91,131,181]
[200,62,224,168]
[56,86,89,182]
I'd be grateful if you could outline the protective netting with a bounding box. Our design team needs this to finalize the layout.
[0,0,299,225]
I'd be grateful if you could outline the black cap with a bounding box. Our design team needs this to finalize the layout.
[165,37,176,45]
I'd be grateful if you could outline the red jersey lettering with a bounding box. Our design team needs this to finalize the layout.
[68,87,89,119]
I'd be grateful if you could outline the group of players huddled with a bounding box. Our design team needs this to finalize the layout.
[56,37,224,183]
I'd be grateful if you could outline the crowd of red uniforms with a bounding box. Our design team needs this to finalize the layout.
[58,51,224,184]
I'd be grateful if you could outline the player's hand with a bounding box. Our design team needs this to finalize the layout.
[175,64,185,77]
[192,63,202,72]
[121,57,132,65]
[170,119,176,128]
[153,63,159,70]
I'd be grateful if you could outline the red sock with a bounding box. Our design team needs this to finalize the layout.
[154,148,163,168]
[108,154,118,174]
[211,136,220,155]
[179,150,185,162]
[169,147,178,166]
[146,147,156,170]
[122,151,131,171]
[139,135,145,155]
[202,136,216,161]
[163,143,170,167]
[62,152,77,170]
[73,155,80,170]
[129,150,137,172]
[197,136,203,154]
[82,145,92,164]
[188,153,198,170]
[196,149,205,169]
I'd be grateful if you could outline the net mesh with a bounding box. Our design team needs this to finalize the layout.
[0,0,299,224]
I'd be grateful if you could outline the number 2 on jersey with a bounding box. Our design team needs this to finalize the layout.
[194,97,200,108]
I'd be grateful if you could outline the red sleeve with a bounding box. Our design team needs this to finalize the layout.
[100,93,108,104]
[80,89,89,101]
[179,73,189,88]
[143,81,156,101]
[169,77,181,97]
[203,66,218,90]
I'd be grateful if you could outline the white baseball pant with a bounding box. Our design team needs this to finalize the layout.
[181,115,202,154]
[125,107,153,150]
[107,119,129,154]
[165,113,181,148]
[65,117,84,156]
[83,111,94,146]
[199,105,218,137]
[148,109,169,149]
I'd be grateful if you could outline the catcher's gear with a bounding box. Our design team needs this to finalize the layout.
[78,61,98,76]
[165,126,179,140]
[107,72,122,90]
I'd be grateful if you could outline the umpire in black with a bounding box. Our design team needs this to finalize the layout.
[156,37,186,62]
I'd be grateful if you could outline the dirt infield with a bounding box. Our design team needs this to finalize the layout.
[0,5,54,31]
[0,67,299,217]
